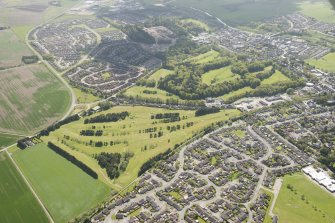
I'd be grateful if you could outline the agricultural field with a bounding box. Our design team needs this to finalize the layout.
[0,133,21,148]
[299,1,335,24]
[13,143,110,223]
[0,29,32,68]
[141,0,300,25]
[202,66,237,85]
[0,152,48,223]
[307,53,335,73]
[0,64,71,134]
[41,106,241,189]
[273,173,335,223]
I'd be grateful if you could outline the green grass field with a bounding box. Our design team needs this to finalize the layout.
[0,64,71,134]
[124,86,183,102]
[0,133,21,148]
[202,66,237,85]
[186,50,220,64]
[0,29,32,68]
[142,0,300,25]
[273,173,335,223]
[261,70,291,85]
[42,106,241,189]
[307,53,335,73]
[0,152,48,223]
[13,143,110,223]
[73,87,100,104]
[299,1,335,23]
[148,69,174,82]
[261,189,274,223]
[180,18,210,31]
[220,70,291,101]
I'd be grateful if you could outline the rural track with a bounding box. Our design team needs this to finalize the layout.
[5,149,55,223]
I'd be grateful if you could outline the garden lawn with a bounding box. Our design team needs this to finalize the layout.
[13,143,110,223]
[273,173,335,223]
[0,152,48,223]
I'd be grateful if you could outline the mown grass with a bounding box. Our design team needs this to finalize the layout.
[41,106,241,189]
[307,53,335,73]
[186,50,220,64]
[13,143,110,223]
[124,86,183,102]
[0,152,48,223]
[202,66,237,85]
[220,70,290,101]
[148,69,174,82]
[273,173,335,223]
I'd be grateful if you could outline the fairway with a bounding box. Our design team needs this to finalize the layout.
[148,69,174,82]
[13,143,110,223]
[42,106,241,189]
[124,85,183,102]
[202,66,237,85]
[186,50,220,64]
[0,64,71,134]
[273,173,335,223]
[307,53,335,73]
[0,152,48,223]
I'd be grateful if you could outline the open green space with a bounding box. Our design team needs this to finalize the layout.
[42,106,241,189]
[0,152,48,223]
[261,70,291,85]
[273,173,335,223]
[220,70,292,102]
[299,1,335,24]
[307,53,335,73]
[13,143,110,223]
[186,50,220,64]
[0,64,71,134]
[124,85,183,102]
[202,66,237,85]
[180,18,210,31]
[0,133,21,148]
[142,0,301,25]
[0,29,32,68]
[148,69,174,82]
[261,189,275,223]
[169,191,183,201]
[73,87,100,104]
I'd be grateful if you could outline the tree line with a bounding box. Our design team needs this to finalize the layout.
[84,111,129,124]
